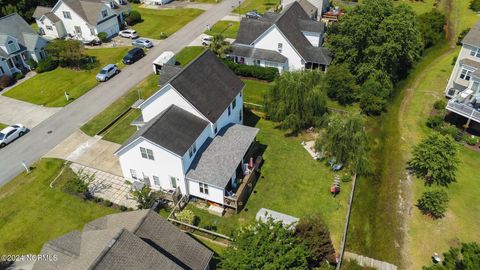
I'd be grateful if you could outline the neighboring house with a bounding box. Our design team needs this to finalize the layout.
[444,21,480,125]
[229,1,332,73]
[115,50,260,210]
[142,0,174,6]
[32,210,213,270]
[0,13,48,77]
[282,0,328,19]
[33,0,130,42]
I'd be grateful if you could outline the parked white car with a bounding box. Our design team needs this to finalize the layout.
[119,29,139,39]
[132,38,153,48]
[201,36,212,46]
[0,124,28,148]
[96,64,119,82]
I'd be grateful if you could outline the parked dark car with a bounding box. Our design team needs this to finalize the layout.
[246,10,262,19]
[122,47,145,65]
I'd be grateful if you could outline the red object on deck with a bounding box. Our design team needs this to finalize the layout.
[248,157,254,169]
[330,186,336,193]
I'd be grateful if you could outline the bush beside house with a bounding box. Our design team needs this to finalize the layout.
[125,10,142,26]
[0,75,15,89]
[223,60,278,82]
[98,32,109,42]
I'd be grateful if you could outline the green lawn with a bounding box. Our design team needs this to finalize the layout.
[81,74,159,136]
[131,6,204,39]
[102,109,141,144]
[31,23,39,32]
[185,110,351,249]
[233,0,280,14]
[4,47,130,107]
[176,46,206,67]
[0,159,117,254]
[0,123,7,130]
[190,0,221,3]
[205,21,240,39]
[242,79,270,105]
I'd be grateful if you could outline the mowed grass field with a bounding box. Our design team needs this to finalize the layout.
[233,0,280,14]
[185,110,351,249]
[131,6,204,39]
[205,20,240,39]
[0,159,117,254]
[3,47,130,107]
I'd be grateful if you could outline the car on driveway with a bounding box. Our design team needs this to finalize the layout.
[96,64,119,82]
[246,10,261,19]
[201,36,212,46]
[119,29,139,39]
[122,47,145,65]
[132,38,153,48]
[0,124,27,148]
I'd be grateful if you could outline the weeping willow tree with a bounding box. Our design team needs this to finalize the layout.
[317,113,370,175]
[265,71,328,131]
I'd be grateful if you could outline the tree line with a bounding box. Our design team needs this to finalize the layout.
[0,0,57,22]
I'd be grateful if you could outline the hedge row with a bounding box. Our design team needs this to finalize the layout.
[222,60,278,82]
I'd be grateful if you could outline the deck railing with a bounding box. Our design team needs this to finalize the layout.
[446,100,480,124]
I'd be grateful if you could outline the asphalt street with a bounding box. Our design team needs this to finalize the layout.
[0,0,243,186]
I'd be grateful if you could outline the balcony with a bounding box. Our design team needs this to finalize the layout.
[446,89,480,124]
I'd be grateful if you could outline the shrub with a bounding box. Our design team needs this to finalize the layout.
[417,189,449,218]
[470,0,480,12]
[160,32,168,39]
[103,200,113,207]
[94,197,103,203]
[438,123,461,139]
[457,28,471,46]
[27,58,38,70]
[14,72,25,80]
[62,169,95,198]
[97,32,108,42]
[426,115,444,129]
[433,99,447,110]
[131,185,155,209]
[119,205,128,211]
[0,75,15,89]
[36,57,58,73]
[176,209,195,225]
[341,173,352,182]
[222,60,278,82]
[129,0,140,3]
[125,10,142,26]
[465,135,478,145]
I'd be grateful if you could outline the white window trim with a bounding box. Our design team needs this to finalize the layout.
[470,47,480,58]
[459,67,473,81]
[153,176,160,186]
[199,182,209,195]
[170,176,178,189]
[140,147,154,160]
[188,142,197,158]
[63,11,71,19]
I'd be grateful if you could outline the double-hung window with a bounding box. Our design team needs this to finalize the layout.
[153,176,160,186]
[63,11,71,19]
[459,68,473,81]
[199,183,209,195]
[46,25,53,31]
[239,110,242,121]
[170,177,178,189]
[228,105,231,116]
[140,147,154,160]
[130,169,138,180]
[101,10,108,18]
[278,43,283,52]
[470,47,480,58]
[213,123,218,134]
[232,98,237,109]
[188,142,197,158]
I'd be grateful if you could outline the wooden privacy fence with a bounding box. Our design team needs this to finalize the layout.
[344,252,398,270]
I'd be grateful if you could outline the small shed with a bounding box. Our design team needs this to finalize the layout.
[152,51,176,74]
[256,208,299,229]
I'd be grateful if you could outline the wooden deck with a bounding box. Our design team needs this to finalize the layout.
[224,156,263,213]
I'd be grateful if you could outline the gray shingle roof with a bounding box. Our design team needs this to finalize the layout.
[186,124,259,188]
[117,105,209,156]
[231,44,288,63]
[297,0,318,18]
[60,0,130,26]
[462,21,480,48]
[168,50,245,123]
[33,6,52,19]
[460,58,480,69]
[34,210,213,270]
[234,1,332,65]
[0,13,47,53]
[158,64,183,86]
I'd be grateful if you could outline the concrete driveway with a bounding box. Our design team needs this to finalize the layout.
[0,95,61,128]
[45,130,123,176]
[0,0,243,186]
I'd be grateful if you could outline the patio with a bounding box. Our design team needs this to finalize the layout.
[446,88,480,124]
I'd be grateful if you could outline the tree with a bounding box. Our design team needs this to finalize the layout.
[208,34,231,58]
[131,185,155,209]
[125,10,142,26]
[219,219,311,269]
[470,0,480,12]
[409,133,459,186]
[295,215,336,268]
[325,64,359,105]
[266,71,328,132]
[0,0,58,22]
[62,168,95,198]
[418,9,446,48]
[317,113,370,175]
[44,39,86,68]
[417,189,449,219]
[175,209,195,225]
[359,71,392,115]
[423,242,480,269]
[328,0,423,84]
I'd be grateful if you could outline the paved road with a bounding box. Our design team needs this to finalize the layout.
[0,0,242,186]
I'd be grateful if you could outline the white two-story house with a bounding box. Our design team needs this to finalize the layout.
[33,0,130,42]
[445,21,480,126]
[115,50,260,209]
[229,1,332,73]
[0,13,48,77]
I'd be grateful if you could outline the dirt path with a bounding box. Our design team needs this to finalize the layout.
[397,0,457,268]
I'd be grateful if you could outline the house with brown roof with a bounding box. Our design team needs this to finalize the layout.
[445,21,480,126]
[33,0,130,42]
[32,210,214,270]
[229,1,332,72]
